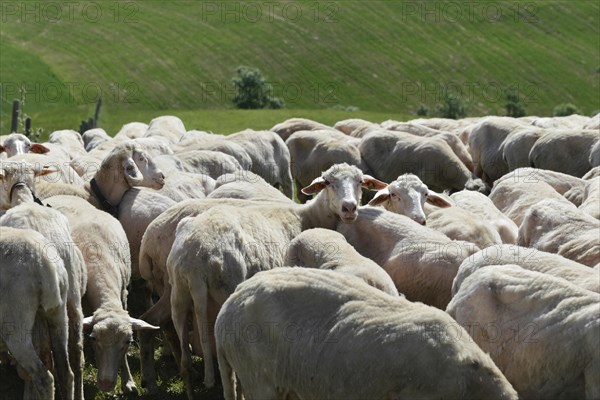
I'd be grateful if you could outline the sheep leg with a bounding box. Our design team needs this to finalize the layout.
[67,303,84,400]
[5,333,54,400]
[217,348,236,400]
[586,358,600,399]
[171,280,195,400]
[120,355,138,395]
[47,307,74,400]
[190,279,215,388]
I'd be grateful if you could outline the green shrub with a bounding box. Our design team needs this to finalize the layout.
[416,104,429,116]
[553,103,580,116]
[504,88,526,117]
[231,66,285,109]
[436,93,468,119]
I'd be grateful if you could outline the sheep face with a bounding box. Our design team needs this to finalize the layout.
[0,133,49,157]
[302,163,387,223]
[102,142,166,189]
[84,313,158,392]
[0,161,56,208]
[369,173,451,225]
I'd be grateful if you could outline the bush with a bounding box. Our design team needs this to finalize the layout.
[553,103,581,116]
[436,93,467,119]
[504,88,526,117]
[231,66,284,109]
[416,104,429,116]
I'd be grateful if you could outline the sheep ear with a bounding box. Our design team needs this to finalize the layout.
[123,158,143,182]
[368,188,391,206]
[82,316,95,331]
[301,177,327,195]
[361,175,387,191]
[0,145,5,153]
[130,317,160,330]
[426,191,452,208]
[30,144,50,154]
[34,168,59,177]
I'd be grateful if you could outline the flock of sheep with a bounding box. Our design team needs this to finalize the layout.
[0,112,598,400]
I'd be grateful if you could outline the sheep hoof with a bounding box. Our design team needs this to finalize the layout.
[122,380,138,396]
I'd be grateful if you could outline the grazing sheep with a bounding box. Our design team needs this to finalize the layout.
[447,265,600,399]
[489,176,573,226]
[227,129,294,198]
[501,127,547,171]
[216,267,518,400]
[518,199,599,267]
[144,115,186,144]
[452,244,600,295]
[0,133,50,157]
[168,164,386,395]
[360,129,486,193]
[450,190,518,244]
[367,173,452,225]
[529,130,599,177]
[286,129,368,203]
[44,195,159,395]
[381,120,474,171]
[337,206,480,309]
[284,228,398,296]
[1,204,87,399]
[333,118,379,137]
[467,116,527,185]
[271,117,333,141]
[0,226,73,400]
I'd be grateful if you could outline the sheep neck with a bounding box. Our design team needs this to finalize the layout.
[91,171,130,211]
[298,191,339,231]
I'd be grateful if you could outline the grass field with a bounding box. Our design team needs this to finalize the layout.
[1,1,598,136]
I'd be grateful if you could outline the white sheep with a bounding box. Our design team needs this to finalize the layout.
[579,177,600,219]
[0,133,50,157]
[286,129,368,203]
[0,226,73,400]
[360,129,487,193]
[48,130,87,160]
[0,167,88,399]
[144,115,186,144]
[114,122,149,141]
[452,244,600,295]
[518,199,599,267]
[590,140,600,168]
[333,118,380,137]
[208,172,290,202]
[81,128,113,152]
[284,228,398,296]
[167,164,386,395]
[270,117,333,141]
[44,195,159,395]
[529,129,599,177]
[173,133,253,171]
[337,206,480,309]
[500,126,547,171]
[216,267,518,400]
[450,190,518,244]
[447,264,600,399]
[531,114,591,129]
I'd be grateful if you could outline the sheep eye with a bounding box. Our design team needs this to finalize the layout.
[323,180,330,186]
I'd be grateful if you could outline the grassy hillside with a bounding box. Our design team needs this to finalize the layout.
[1,0,598,134]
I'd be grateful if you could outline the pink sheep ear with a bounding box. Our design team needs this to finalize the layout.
[301,177,328,195]
[361,175,387,191]
[426,191,452,208]
[30,144,50,154]
[130,317,160,330]
[34,168,59,177]
[368,188,391,206]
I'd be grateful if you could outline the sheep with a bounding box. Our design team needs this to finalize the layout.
[157,171,215,201]
[381,120,474,171]
[369,176,502,249]
[333,118,380,137]
[529,129,599,177]
[359,129,487,193]
[208,173,290,202]
[0,133,50,157]
[81,128,113,152]
[585,113,600,130]
[284,228,398,296]
[226,129,294,198]
[216,267,518,400]
[449,190,518,244]
[137,196,293,393]
[173,133,253,170]
[518,199,599,267]
[48,130,87,160]
[144,115,186,144]
[114,122,149,141]
[0,226,73,400]
[467,116,528,185]
[447,264,600,399]
[579,177,600,219]
[500,126,547,171]
[271,117,333,141]
[0,162,87,399]
[583,166,600,180]
[286,129,368,203]
[36,141,166,216]
[167,164,386,396]
[0,161,58,209]
[489,175,573,226]
[589,139,600,168]
[367,173,452,225]
[337,206,480,309]
[531,114,591,129]
[44,194,159,395]
[155,150,244,179]
[11,153,84,188]
[452,244,600,296]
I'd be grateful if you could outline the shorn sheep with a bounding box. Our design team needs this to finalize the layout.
[167,163,386,397]
[216,267,518,400]
[0,226,73,400]
[447,264,600,399]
